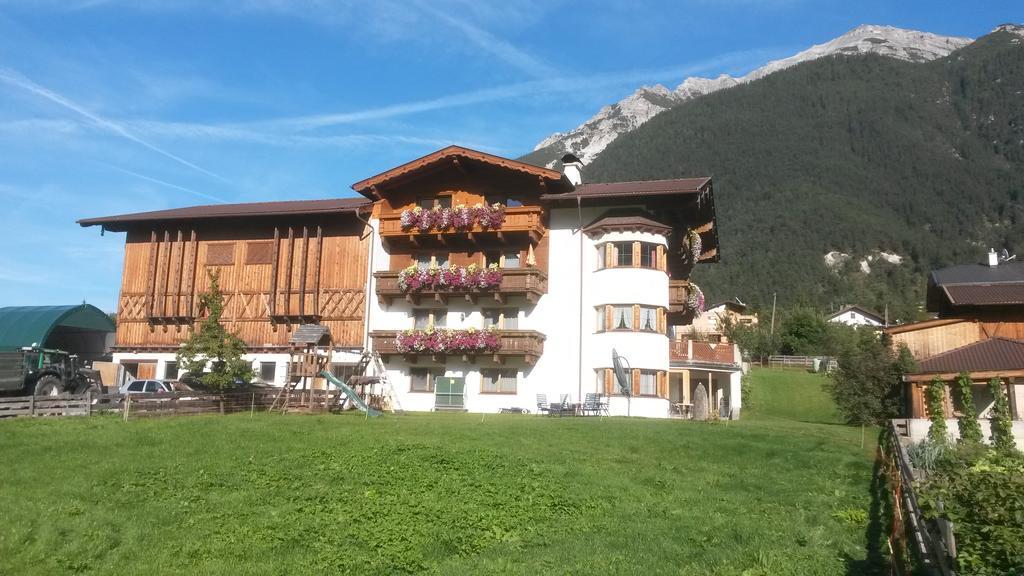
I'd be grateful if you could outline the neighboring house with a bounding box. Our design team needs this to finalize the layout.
[886,252,1024,442]
[79,146,720,418]
[682,297,757,338]
[668,338,743,420]
[827,305,885,328]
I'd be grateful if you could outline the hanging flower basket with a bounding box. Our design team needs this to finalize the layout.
[684,229,702,263]
[396,327,501,354]
[400,203,506,233]
[397,263,503,293]
[687,283,705,314]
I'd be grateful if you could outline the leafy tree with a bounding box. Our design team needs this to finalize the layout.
[721,316,778,362]
[925,377,949,444]
[778,308,828,356]
[826,331,915,425]
[953,372,983,445]
[176,270,254,391]
[988,378,1018,454]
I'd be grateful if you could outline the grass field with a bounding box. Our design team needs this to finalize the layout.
[0,369,881,575]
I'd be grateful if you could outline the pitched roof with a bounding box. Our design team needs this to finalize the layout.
[942,283,1024,306]
[78,198,370,232]
[541,177,711,203]
[350,145,566,198]
[582,209,673,236]
[932,262,1024,285]
[827,305,885,324]
[915,337,1024,375]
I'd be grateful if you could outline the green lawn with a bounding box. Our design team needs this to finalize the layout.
[0,369,881,575]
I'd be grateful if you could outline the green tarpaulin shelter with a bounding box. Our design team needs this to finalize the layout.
[0,304,115,353]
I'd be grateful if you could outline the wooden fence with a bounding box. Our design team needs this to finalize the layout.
[767,355,838,372]
[0,389,347,420]
[883,420,957,576]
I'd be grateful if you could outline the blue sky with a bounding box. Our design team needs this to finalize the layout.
[0,0,1018,310]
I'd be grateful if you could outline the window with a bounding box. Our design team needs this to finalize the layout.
[143,381,161,393]
[614,242,633,267]
[639,370,657,396]
[640,243,658,268]
[415,253,449,269]
[640,306,658,332]
[127,381,145,392]
[481,369,517,394]
[484,251,520,269]
[596,306,606,332]
[485,195,523,207]
[612,305,632,330]
[502,251,521,269]
[331,363,359,384]
[417,196,451,209]
[163,361,178,380]
[410,368,437,392]
[414,309,445,329]
[245,241,274,265]
[259,362,277,383]
[483,308,518,330]
[206,243,235,266]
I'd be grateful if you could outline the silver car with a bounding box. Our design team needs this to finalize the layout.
[119,379,190,394]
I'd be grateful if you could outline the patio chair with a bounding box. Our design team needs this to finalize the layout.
[555,394,572,417]
[596,394,610,416]
[536,394,550,415]
[581,393,599,416]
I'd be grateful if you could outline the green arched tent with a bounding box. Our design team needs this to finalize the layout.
[0,304,115,355]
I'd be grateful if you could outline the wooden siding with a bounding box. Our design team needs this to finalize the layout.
[890,320,981,360]
[116,217,369,349]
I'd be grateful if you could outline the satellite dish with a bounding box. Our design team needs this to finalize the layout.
[612,348,632,417]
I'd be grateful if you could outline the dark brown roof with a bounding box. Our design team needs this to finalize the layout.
[78,198,370,231]
[541,177,711,203]
[943,283,1024,306]
[915,337,1024,374]
[582,209,673,237]
[351,145,566,199]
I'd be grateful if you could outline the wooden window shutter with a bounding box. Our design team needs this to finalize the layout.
[605,305,613,332]
[631,368,640,396]
[657,371,668,399]
[245,241,274,264]
[658,308,666,334]
[604,369,614,396]
[656,245,665,271]
[206,243,235,266]
[632,305,640,331]
[605,243,614,269]
[632,242,641,268]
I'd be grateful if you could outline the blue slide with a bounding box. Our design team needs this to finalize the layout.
[320,370,382,417]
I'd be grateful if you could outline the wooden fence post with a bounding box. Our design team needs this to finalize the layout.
[86,390,92,417]
[29,395,35,417]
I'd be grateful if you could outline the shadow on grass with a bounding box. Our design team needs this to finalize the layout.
[843,435,889,575]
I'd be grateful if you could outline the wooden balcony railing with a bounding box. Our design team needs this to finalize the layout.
[370,329,545,364]
[668,280,693,315]
[374,267,548,305]
[378,206,546,245]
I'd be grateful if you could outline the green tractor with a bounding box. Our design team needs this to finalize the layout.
[0,346,101,397]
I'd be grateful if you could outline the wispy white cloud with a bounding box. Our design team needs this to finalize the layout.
[412,0,558,79]
[101,163,226,203]
[255,48,775,131]
[0,66,230,183]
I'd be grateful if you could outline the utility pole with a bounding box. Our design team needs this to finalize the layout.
[770,291,777,335]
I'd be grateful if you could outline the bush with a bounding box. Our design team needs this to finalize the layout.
[920,451,1024,576]
[826,332,915,425]
[954,372,983,445]
[988,378,1018,455]
[925,378,949,445]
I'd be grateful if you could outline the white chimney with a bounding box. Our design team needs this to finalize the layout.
[988,248,999,267]
[561,153,583,186]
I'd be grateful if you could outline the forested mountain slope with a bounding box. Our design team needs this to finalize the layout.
[574,28,1024,320]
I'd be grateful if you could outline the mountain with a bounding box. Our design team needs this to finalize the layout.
[524,25,972,167]
[575,26,1024,321]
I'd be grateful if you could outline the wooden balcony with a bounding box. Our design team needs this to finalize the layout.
[669,280,694,316]
[370,329,545,364]
[378,206,546,247]
[374,267,548,306]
